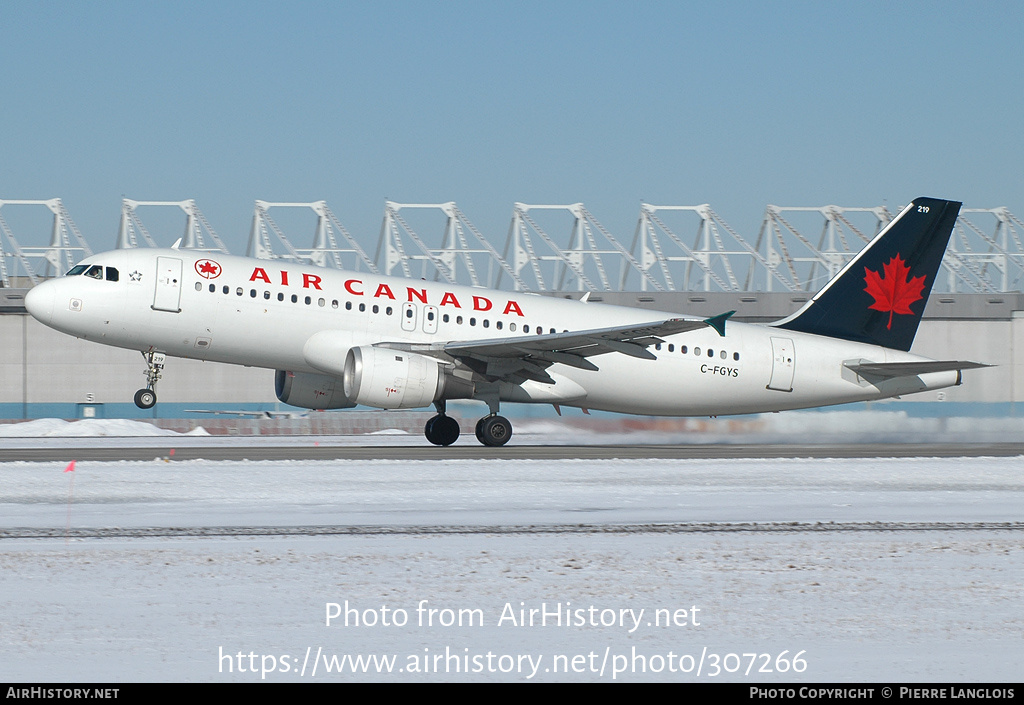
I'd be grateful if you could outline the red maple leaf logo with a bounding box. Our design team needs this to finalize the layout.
[863,254,926,330]
[195,259,222,279]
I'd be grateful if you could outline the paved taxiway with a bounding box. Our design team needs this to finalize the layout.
[3,441,1024,462]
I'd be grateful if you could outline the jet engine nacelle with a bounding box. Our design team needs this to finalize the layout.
[343,346,473,409]
[275,370,356,410]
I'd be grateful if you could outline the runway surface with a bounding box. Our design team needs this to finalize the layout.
[3,440,1024,462]
[4,520,1022,541]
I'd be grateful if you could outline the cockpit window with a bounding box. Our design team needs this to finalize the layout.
[84,265,103,279]
[66,265,88,276]
[105,267,119,282]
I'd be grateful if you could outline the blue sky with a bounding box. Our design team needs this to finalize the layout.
[1,1,1021,255]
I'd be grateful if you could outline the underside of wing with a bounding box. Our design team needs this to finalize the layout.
[844,360,991,378]
[379,317,709,385]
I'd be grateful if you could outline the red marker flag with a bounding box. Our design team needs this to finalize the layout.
[64,460,76,473]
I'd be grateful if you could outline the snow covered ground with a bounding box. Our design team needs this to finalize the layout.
[1,450,1022,683]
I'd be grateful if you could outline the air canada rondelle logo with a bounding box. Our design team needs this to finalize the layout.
[195,259,222,279]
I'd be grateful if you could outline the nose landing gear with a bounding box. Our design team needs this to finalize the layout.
[134,351,165,410]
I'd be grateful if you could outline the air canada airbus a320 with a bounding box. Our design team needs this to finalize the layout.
[25,196,987,446]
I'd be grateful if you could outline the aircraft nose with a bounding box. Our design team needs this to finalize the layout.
[24,281,55,324]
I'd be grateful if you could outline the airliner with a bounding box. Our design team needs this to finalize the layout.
[24,196,986,446]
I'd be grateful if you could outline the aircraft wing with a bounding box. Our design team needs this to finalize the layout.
[379,317,709,384]
[844,360,991,378]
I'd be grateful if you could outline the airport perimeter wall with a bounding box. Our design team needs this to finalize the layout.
[0,292,1021,420]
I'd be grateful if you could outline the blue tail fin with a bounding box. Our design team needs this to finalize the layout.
[776,196,961,352]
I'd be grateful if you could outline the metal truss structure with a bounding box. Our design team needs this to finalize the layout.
[751,205,894,293]
[376,201,519,288]
[117,199,229,253]
[3,197,1024,294]
[499,203,659,292]
[945,207,1024,293]
[247,201,376,273]
[0,199,92,287]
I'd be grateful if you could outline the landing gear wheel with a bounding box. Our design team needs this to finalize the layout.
[137,350,165,410]
[134,388,156,409]
[424,414,460,446]
[475,415,512,447]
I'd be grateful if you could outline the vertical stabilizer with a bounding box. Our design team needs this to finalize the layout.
[775,196,960,351]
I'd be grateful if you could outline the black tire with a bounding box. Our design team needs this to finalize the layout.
[425,415,460,446]
[477,415,512,447]
[134,388,156,409]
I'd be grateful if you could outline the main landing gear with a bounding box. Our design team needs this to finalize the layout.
[423,400,514,447]
[134,351,166,410]
[475,415,512,447]
[424,402,461,446]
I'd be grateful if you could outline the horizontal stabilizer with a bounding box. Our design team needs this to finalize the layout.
[844,360,991,378]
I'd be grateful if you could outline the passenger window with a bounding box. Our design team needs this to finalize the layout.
[264,291,271,300]
[734,352,740,361]
[510,323,517,332]
[681,346,688,354]
[105,267,119,282]
[720,350,727,359]
[194,282,202,291]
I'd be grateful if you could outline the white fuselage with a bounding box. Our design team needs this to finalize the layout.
[25,248,959,415]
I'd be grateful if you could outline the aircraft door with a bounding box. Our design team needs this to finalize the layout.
[401,302,417,332]
[767,337,795,392]
[422,305,438,334]
[152,257,183,313]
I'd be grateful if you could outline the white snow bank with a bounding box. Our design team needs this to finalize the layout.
[0,419,210,437]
